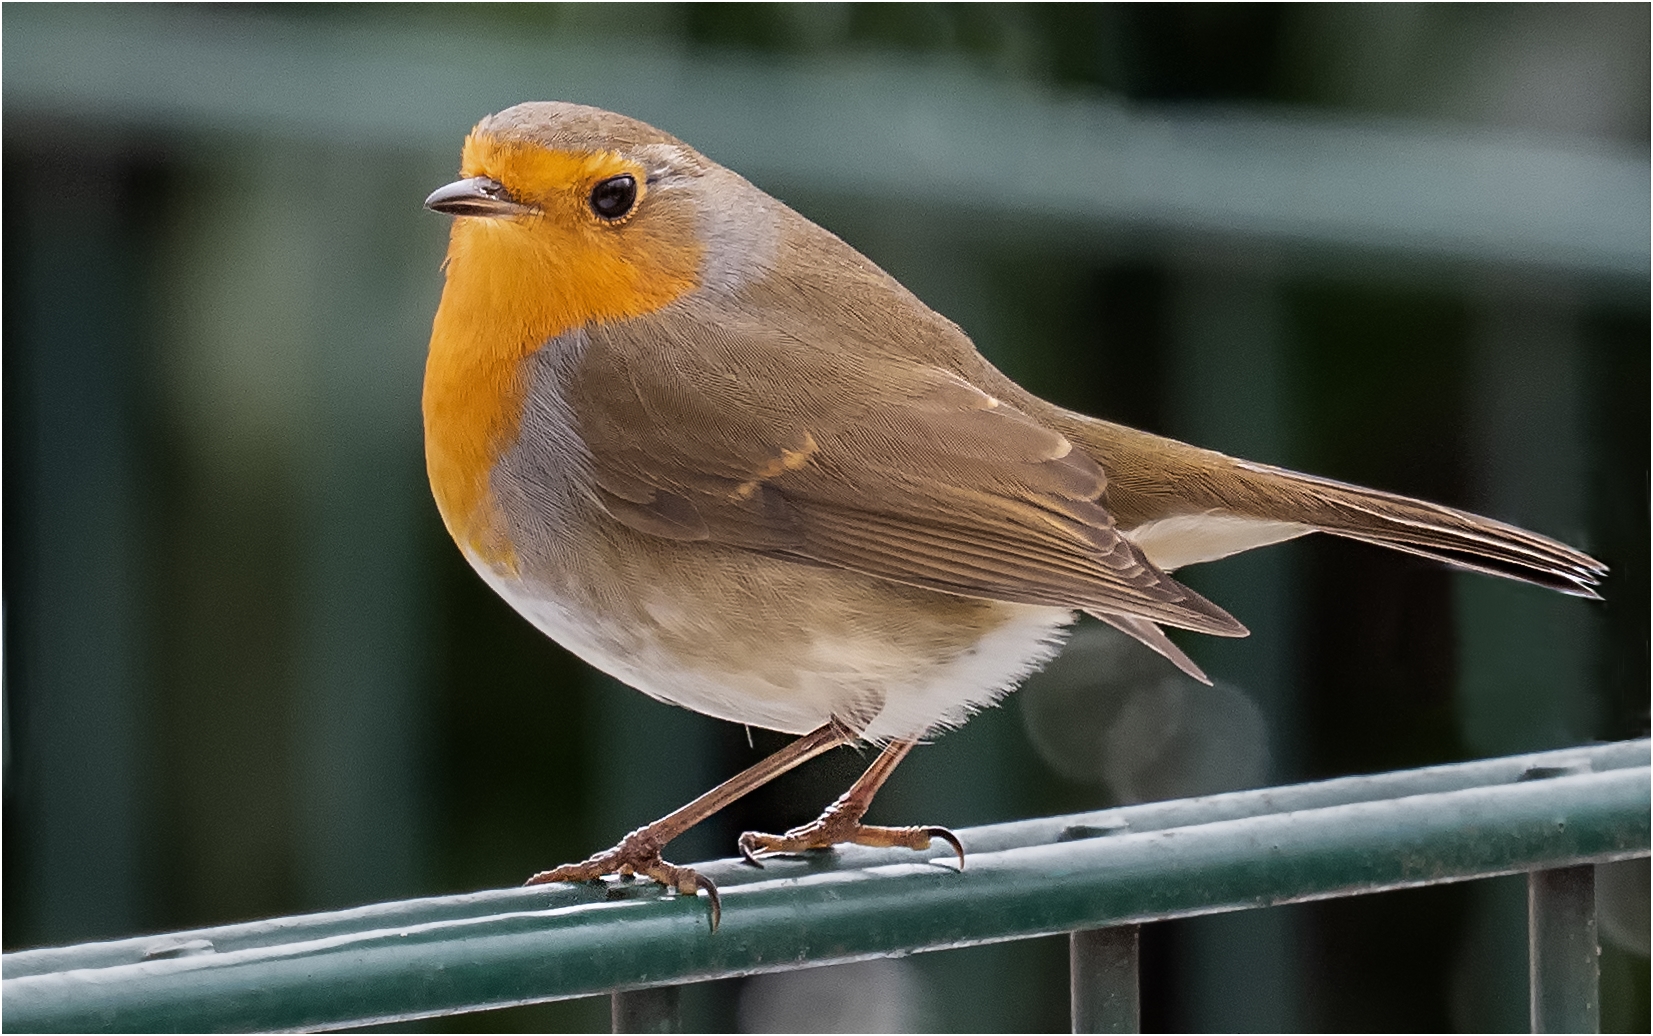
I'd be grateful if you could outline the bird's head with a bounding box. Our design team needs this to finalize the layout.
[426,101,726,341]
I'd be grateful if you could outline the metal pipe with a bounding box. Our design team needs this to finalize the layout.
[3,755,1645,1033]
[10,739,1641,982]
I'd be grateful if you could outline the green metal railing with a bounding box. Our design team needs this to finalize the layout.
[5,740,1647,1034]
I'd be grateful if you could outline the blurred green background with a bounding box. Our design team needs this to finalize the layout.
[3,4,1648,1032]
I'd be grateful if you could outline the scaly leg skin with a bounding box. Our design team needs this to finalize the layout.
[524,721,850,931]
[738,739,966,868]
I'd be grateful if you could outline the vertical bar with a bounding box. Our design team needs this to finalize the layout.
[1163,264,1302,1033]
[292,146,435,910]
[1528,865,1600,1034]
[613,985,683,1034]
[151,149,308,925]
[1071,925,1141,1034]
[17,157,148,944]
[1455,277,1596,1036]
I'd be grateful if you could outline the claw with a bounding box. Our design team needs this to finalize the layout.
[925,829,965,872]
[695,872,723,931]
[736,817,967,876]
[654,864,722,932]
[927,826,966,869]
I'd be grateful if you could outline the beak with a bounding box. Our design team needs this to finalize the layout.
[423,176,532,218]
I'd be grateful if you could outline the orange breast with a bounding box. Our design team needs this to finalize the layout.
[423,243,538,570]
[422,139,703,570]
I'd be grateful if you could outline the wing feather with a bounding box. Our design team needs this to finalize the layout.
[567,315,1246,637]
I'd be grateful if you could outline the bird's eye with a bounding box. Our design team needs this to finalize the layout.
[590,175,637,221]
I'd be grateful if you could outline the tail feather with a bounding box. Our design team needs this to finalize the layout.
[1232,459,1605,599]
[1088,611,1214,685]
[1057,418,1606,600]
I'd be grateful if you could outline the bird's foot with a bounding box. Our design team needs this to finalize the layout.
[738,806,965,868]
[526,826,722,929]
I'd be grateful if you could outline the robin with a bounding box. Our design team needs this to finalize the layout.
[422,101,1603,928]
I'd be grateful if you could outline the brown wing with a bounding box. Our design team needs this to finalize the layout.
[567,314,1245,638]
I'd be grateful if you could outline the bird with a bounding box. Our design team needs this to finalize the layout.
[421,100,1604,929]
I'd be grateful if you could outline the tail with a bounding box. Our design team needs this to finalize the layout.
[1214,457,1604,598]
[1067,418,1605,600]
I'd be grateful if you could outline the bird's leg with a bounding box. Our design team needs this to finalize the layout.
[738,738,965,867]
[526,721,850,928]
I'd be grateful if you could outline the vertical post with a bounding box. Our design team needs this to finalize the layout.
[613,986,683,1034]
[1457,287,1595,1032]
[1528,865,1600,1034]
[15,156,148,944]
[292,145,438,910]
[1071,925,1141,1034]
[1162,262,1301,1033]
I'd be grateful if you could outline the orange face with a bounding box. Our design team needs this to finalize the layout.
[447,133,703,337]
[423,132,705,567]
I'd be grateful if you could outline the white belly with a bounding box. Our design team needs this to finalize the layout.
[472,554,1074,742]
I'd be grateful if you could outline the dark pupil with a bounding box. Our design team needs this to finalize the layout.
[590,175,637,219]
